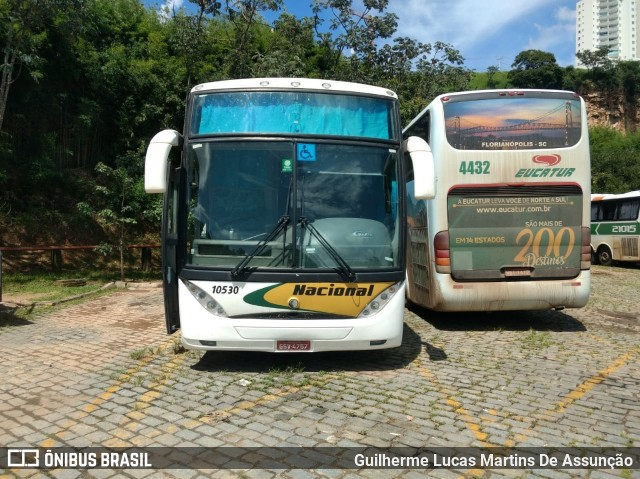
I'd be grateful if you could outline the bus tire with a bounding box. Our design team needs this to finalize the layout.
[597,246,613,267]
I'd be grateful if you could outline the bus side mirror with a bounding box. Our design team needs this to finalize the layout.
[404,136,436,200]
[144,129,183,193]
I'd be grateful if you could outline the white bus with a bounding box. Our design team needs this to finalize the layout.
[145,78,435,352]
[403,89,592,311]
[591,191,640,266]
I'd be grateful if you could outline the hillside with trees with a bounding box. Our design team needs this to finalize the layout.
[2,0,640,258]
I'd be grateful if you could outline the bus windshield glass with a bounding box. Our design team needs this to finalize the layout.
[187,140,399,271]
[443,93,583,150]
[190,91,397,140]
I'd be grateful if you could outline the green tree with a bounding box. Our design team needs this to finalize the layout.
[309,0,471,122]
[79,0,185,167]
[312,0,397,82]
[373,35,424,115]
[508,49,563,89]
[574,47,617,98]
[486,65,499,88]
[225,0,283,78]
[1,0,95,208]
[0,0,82,131]
[167,12,207,89]
[590,126,640,193]
[0,0,41,131]
[469,66,509,90]
[168,0,222,89]
[576,46,613,71]
[392,40,471,123]
[561,65,587,93]
[617,61,640,132]
[77,162,157,280]
[414,41,470,94]
[252,13,317,77]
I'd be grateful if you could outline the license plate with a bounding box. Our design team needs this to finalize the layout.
[276,340,311,352]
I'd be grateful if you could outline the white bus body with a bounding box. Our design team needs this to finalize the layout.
[403,89,592,312]
[145,78,434,352]
[591,191,640,265]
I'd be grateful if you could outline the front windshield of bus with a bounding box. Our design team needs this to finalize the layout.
[443,92,583,150]
[186,140,399,271]
[190,90,398,140]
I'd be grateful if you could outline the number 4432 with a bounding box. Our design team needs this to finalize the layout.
[459,160,490,175]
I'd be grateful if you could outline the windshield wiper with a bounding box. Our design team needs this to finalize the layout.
[299,217,356,282]
[230,215,290,278]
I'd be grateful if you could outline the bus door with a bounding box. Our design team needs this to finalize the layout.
[162,162,182,333]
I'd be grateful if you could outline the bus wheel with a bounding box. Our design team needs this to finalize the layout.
[597,246,613,267]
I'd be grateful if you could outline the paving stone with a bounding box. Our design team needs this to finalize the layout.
[0,270,638,477]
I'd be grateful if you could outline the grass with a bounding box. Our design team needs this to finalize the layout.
[0,287,119,327]
[0,268,160,324]
[4,268,160,286]
[248,363,311,392]
[520,329,555,350]
[130,346,162,360]
[2,276,103,302]
[2,269,160,301]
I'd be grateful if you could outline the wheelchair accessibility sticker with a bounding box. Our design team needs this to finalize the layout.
[297,143,316,161]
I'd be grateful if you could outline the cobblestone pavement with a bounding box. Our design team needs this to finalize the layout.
[0,266,639,479]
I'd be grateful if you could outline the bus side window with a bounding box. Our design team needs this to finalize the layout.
[619,199,640,221]
[602,202,617,221]
[403,111,431,183]
[404,111,430,143]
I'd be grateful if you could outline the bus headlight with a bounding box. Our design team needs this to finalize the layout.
[183,280,228,317]
[358,282,402,318]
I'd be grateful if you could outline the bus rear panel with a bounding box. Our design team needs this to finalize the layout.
[404,90,591,312]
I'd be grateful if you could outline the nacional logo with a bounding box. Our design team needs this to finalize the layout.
[243,282,395,317]
[532,154,561,166]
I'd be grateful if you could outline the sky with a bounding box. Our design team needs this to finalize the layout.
[154,0,578,72]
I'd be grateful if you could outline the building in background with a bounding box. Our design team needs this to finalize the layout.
[576,0,640,66]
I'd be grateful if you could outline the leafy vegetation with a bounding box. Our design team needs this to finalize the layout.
[508,50,564,89]
[590,126,640,193]
[1,0,640,262]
